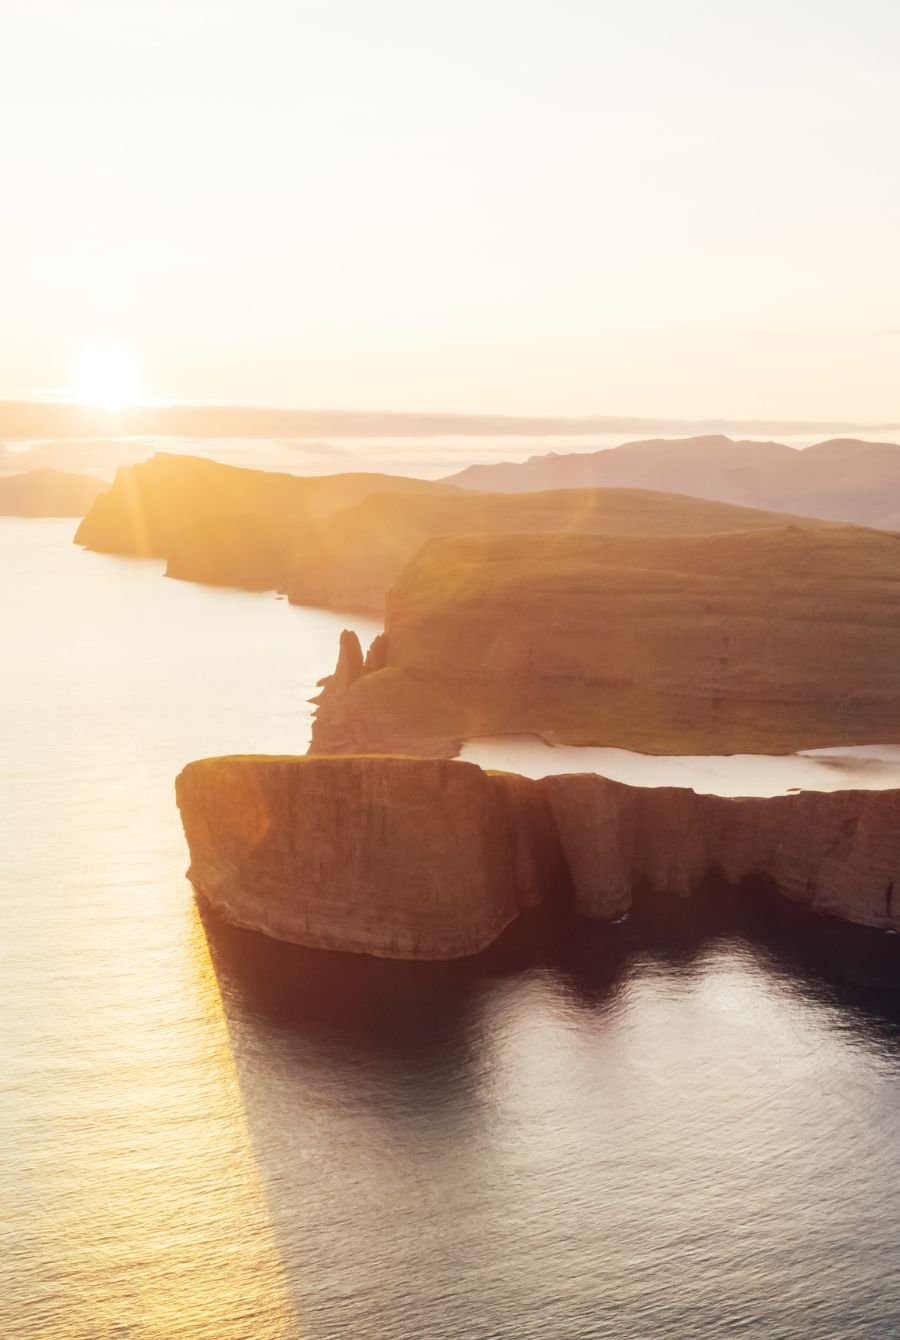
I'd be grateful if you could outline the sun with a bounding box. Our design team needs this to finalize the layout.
[73,346,146,410]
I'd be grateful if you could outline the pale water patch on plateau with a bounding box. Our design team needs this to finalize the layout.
[458,735,900,796]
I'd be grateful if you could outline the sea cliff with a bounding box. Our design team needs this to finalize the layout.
[177,755,900,959]
[311,527,900,756]
[175,755,566,960]
[74,453,447,593]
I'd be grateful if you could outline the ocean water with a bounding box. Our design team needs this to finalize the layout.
[5,520,900,1340]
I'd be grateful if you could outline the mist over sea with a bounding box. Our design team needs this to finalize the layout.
[5,427,900,483]
[5,519,900,1338]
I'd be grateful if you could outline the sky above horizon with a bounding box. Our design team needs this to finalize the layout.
[3,0,900,418]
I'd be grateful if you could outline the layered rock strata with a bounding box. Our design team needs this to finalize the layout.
[543,774,900,930]
[177,756,900,959]
[311,527,900,755]
[176,755,567,960]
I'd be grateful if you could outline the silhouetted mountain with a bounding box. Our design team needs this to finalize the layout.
[446,435,900,528]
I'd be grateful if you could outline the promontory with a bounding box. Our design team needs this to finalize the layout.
[176,755,900,959]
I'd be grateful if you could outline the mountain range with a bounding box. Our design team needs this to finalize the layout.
[447,435,900,529]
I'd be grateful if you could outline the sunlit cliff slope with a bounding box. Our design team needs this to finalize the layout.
[311,526,900,755]
[76,452,846,611]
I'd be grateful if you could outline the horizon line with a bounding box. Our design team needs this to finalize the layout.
[2,398,900,441]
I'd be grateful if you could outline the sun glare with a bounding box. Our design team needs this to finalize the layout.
[74,346,146,410]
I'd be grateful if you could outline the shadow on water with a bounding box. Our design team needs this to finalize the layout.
[198,886,900,1340]
[200,878,900,1114]
[627,876,900,1033]
[199,895,631,1066]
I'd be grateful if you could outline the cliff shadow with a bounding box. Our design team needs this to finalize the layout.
[194,879,900,1337]
[629,872,900,1032]
[195,893,636,1336]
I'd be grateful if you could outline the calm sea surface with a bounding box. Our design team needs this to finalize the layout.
[5,520,900,1340]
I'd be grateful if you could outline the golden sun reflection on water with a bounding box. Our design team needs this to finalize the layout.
[0,523,374,1339]
[13,896,302,1340]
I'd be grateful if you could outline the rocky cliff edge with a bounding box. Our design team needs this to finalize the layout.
[176,756,900,959]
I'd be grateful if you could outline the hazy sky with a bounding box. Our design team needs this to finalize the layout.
[3,0,900,417]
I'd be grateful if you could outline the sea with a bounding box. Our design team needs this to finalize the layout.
[5,517,900,1340]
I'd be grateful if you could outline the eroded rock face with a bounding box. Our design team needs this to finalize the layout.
[309,629,365,709]
[543,775,900,932]
[175,755,567,960]
[177,755,900,960]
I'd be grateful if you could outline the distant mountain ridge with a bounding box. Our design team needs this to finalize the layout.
[446,434,900,528]
[2,400,899,442]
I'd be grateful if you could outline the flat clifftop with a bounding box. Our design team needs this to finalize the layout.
[311,526,900,756]
[176,755,563,960]
[176,755,900,959]
[283,485,838,614]
[0,468,106,517]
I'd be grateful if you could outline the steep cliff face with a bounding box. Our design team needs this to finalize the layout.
[312,526,900,756]
[542,775,900,931]
[74,453,446,592]
[176,755,567,960]
[177,755,900,960]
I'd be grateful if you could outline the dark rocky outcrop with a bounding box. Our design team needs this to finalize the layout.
[176,755,900,960]
[309,629,365,710]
